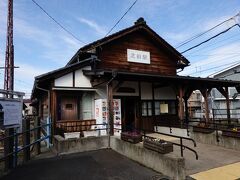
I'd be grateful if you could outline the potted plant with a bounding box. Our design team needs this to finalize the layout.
[222,127,240,138]
[143,137,173,154]
[121,131,142,143]
[193,122,214,134]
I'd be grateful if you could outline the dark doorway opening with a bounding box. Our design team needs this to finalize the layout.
[117,96,139,132]
[125,98,135,131]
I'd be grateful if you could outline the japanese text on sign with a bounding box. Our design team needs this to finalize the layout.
[0,100,22,126]
[127,49,150,64]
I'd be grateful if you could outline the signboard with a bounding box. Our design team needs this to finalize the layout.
[127,49,150,64]
[0,99,22,126]
[160,104,168,114]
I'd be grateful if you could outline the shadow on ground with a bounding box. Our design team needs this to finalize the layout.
[1,149,169,180]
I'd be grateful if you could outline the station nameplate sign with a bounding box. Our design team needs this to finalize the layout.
[127,49,150,64]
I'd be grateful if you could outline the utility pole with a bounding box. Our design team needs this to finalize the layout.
[4,0,15,171]
[4,0,14,94]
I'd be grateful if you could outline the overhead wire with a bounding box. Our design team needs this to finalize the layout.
[31,0,85,44]
[175,12,239,48]
[105,0,138,37]
[185,31,240,56]
[181,23,240,54]
[186,54,240,73]
[186,60,240,76]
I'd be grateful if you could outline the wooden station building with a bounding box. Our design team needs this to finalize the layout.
[31,18,240,135]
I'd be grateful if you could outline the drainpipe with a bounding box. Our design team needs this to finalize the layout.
[35,85,50,121]
[106,72,117,148]
[35,84,52,145]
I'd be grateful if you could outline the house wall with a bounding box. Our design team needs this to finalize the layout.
[97,31,177,75]
[54,67,92,88]
[75,67,92,88]
[55,73,73,87]
[141,82,152,100]
[154,87,176,100]
[212,66,240,118]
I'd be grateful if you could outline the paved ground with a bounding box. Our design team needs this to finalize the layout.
[1,149,167,180]
[190,162,240,180]
[148,133,240,176]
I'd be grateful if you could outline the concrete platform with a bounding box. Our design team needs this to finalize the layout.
[190,162,240,180]
[148,133,240,176]
[1,149,166,180]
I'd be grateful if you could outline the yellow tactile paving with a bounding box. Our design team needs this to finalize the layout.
[190,162,240,180]
[147,133,178,142]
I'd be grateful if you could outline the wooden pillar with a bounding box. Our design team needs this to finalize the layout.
[138,81,142,130]
[184,89,193,125]
[4,128,14,171]
[178,86,184,126]
[152,83,155,130]
[51,90,57,136]
[23,118,30,162]
[107,82,114,136]
[217,87,231,124]
[225,87,231,124]
[184,98,189,124]
[34,116,41,155]
[200,89,210,123]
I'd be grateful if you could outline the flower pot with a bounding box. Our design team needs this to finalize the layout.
[143,138,173,154]
[193,126,214,134]
[222,130,240,138]
[121,132,142,143]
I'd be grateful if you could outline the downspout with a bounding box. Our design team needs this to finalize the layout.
[35,85,50,121]
[35,84,52,145]
[106,72,117,148]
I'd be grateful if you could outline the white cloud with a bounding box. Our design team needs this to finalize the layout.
[14,62,52,94]
[13,17,82,65]
[77,17,107,36]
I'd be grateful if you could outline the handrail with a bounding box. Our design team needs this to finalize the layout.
[0,123,52,142]
[171,142,198,160]
[188,120,240,129]
[142,128,197,147]
[115,126,198,160]
[0,121,52,166]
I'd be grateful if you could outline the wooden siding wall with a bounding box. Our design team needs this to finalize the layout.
[98,31,177,75]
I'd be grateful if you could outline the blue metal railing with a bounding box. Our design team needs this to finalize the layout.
[0,122,51,168]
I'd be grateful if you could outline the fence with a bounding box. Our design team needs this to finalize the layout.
[0,116,51,172]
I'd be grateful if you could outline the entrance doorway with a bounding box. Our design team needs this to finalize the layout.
[120,97,139,131]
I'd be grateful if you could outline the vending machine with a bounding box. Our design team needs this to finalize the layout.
[95,99,121,136]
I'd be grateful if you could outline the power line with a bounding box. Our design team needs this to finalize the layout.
[181,23,240,54]
[185,32,240,56]
[186,54,240,71]
[31,0,85,44]
[105,0,138,37]
[175,12,239,48]
[186,36,240,57]
[187,53,240,57]
[186,60,240,76]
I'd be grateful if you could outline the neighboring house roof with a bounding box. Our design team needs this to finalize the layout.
[208,62,240,78]
[66,17,190,68]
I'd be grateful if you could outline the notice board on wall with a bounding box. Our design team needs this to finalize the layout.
[0,99,22,126]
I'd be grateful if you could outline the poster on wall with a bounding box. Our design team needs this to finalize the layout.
[94,99,121,136]
[0,99,22,127]
[113,99,121,136]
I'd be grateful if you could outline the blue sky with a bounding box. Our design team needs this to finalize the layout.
[0,0,240,98]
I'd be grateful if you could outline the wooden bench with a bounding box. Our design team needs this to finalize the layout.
[56,119,96,136]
